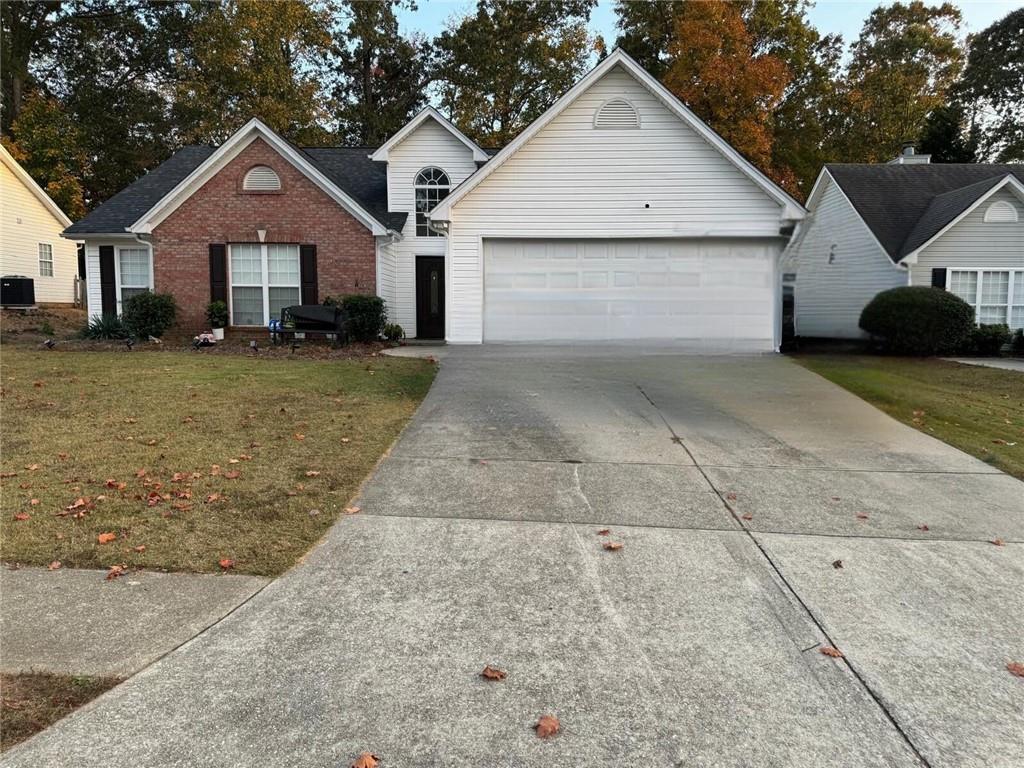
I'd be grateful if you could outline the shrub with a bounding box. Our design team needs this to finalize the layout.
[1012,329,1024,356]
[81,314,128,340]
[383,323,404,342]
[325,295,386,342]
[859,286,974,356]
[960,323,1010,356]
[206,300,229,329]
[122,292,177,338]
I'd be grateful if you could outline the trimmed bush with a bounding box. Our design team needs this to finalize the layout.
[206,300,229,329]
[325,295,386,342]
[81,314,128,340]
[960,323,1010,356]
[1012,329,1024,356]
[383,323,404,342]
[122,292,177,338]
[859,286,974,356]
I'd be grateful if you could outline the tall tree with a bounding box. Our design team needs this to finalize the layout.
[956,7,1024,161]
[917,104,977,162]
[173,0,334,145]
[613,0,679,79]
[841,2,964,162]
[332,0,431,146]
[434,0,597,146]
[662,1,789,173]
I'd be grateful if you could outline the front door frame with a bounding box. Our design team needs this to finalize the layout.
[415,255,445,339]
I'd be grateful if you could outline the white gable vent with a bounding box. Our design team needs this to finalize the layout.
[243,165,281,191]
[594,98,639,129]
[983,200,1018,223]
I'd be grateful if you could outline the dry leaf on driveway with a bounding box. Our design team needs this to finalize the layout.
[1007,662,1024,678]
[48,561,61,570]
[535,714,560,738]
[603,541,623,551]
[819,646,844,658]
[596,528,610,536]
[480,665,507,681]
[344,506,361,515]
[351,753,379,768]
[105,564,125,581]
[991,539,1005,547]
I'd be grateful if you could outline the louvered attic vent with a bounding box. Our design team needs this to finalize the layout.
[594,99,639,129]
[243,165,282,191]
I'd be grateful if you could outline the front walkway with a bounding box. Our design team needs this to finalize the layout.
[3,349,1022,767]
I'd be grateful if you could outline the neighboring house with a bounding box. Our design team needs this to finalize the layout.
[1,143,81,305]
[64,49,804,348]
[788,150,1024,339]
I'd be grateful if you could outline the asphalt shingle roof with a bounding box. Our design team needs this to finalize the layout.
[825,163,1024,262]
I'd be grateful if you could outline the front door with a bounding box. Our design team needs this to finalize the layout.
[415,256,445,339]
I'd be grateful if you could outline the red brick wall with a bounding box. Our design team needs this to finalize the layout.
[152,138,377,331]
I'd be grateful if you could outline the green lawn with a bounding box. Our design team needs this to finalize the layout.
[1,348,435,576]
[795,355,1024,480]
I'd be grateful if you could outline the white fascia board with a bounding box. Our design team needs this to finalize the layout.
[1,143,74,227]
[369,107,488,163]
[430,49,806,222]
[129,118,387,236]
[60,231,138,241]
[900,175,1024,262]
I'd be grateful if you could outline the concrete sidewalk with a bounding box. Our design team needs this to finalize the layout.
[944,357,1024,373]
[1,566,268,677]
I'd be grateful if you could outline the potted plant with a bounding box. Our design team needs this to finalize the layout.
[206,300,228,341]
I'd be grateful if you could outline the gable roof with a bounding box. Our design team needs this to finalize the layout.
[1,143,74,228]
[824,163,1024,262]
[430,48,805,221]
[369,107,489,163]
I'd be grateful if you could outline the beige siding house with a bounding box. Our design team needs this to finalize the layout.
[0,144,80,304]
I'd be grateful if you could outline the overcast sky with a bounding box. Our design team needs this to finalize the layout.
[396,0,1022,52]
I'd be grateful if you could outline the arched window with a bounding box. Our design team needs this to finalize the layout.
[243,165,281,192]
[983,200,1018,223]
[415,167,451,237]
[594,98,640,129]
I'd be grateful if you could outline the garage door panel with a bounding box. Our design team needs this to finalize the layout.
[483,239,776,346]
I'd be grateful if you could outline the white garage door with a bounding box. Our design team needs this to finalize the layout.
[483,239,777,347]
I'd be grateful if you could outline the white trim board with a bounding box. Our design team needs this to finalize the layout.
[129,119,390,237]
[370,107,489,163]
[429,49,805,222]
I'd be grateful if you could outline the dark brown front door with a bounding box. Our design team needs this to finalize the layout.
[415,256,445,339]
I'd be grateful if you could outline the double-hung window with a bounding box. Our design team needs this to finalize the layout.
[948,268,1024,329]
[38,243,54,276]
[118,247,152,304]
[229,243,301,326]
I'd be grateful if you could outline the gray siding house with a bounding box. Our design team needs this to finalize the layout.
[787,153,1024,339]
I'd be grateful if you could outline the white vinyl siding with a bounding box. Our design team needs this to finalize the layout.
[788,177,905,339]
[0,159,79,303]
[909,189,1024,291]
[229,243,300,326]
[445,65,787,343]
[384,116,478,337]
[947,268,1024,329]
[38,243,54,276]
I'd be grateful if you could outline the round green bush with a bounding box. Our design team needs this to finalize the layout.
[859,286,974,356]
[122,292,178,338]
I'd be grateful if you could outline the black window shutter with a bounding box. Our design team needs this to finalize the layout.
[931,268,947,289]
[99,245,117,315]
[209,244,227,303]
[300,244,318,305]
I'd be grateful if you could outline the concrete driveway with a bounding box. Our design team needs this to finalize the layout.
[5,349,1022,767]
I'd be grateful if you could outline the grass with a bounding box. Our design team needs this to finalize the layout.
[1,347,435,576]
[794,355,1024,480]
[0,673,121,752]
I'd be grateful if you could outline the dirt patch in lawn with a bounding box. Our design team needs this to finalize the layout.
[1,348,435,576]
[1,307,87,342]
[794,354,1024,481]
[0,673,121,752]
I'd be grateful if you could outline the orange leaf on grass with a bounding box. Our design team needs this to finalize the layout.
[29,498,40,506]
[534,714,560,738]
[13,513,30,521]
[223,470,241,480]
[304,470,321,477]
[219,558,235,570]
[48,561,61,570]
[97,532,117,544]
[205,493,221,504]
[133,545,147,553]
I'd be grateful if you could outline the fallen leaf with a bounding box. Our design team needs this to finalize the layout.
[124,417,137,424]
[228,458,239,464]
[106,479,127,490]
[304,470,321,477]
[991,539,1004,546]
[1007,662,1024,678]
[210,464,221,476]
[294,433,305,441]
[133,545,147,553]
[171,472,188,482]
[13,513,30,521]
[535,714,560,738]
[917,524,930,532]
[205,493,221,504]
[819,646,844,658]
[67,497,89,510]
[219,558,235,570]
[238,454,252,461]
[603,541,624,551]
[596,528,610,536]
[480,665,507,681]
[48,561,61,570]
[135,468,147,478]
[25,464,40,471]
[146,439,158,446]
[351,753,379,768]
[344,506,361,515]
[97,532,117,544]
[57,452,68,460]
[724,492,737,501]
[33,380,44,388]
[29,498,40,506]
[741,513,753,521]
[856,513,869,520]
[224,470,241,479]
[832,559,843,569]
[341,437,350,443]
[105,564,125,581]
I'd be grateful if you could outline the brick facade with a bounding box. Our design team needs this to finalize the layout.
[152,138,377,331]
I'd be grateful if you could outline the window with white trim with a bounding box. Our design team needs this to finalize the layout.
[414,167,450,237]
[229,243,300,326]
[118,247,151,304]
[948,268,1024,329]
[38,243,53,276]
[243,165,281,192]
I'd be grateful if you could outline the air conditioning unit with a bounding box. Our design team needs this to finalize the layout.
[1,276,36,307]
